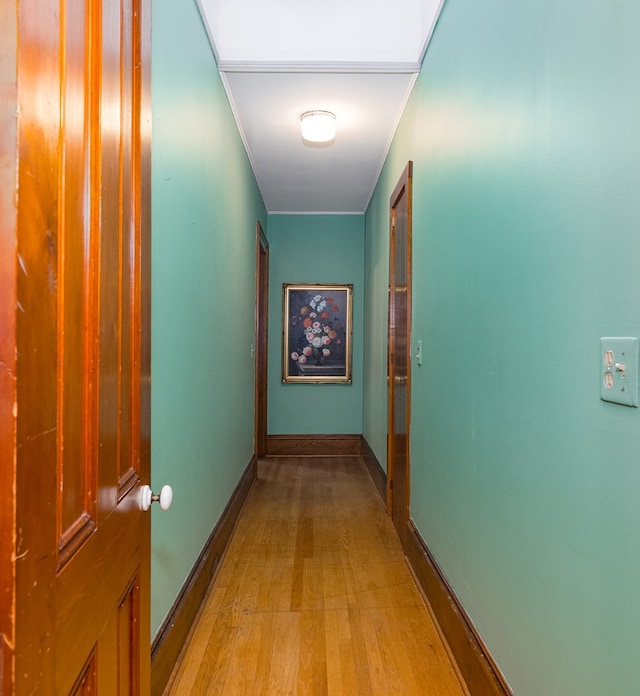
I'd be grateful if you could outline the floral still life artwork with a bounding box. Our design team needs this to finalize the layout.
[282,284,353,383]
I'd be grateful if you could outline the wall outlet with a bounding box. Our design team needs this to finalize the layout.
[600,337,639,407]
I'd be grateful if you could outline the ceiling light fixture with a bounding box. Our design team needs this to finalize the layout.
[300,110,336,143]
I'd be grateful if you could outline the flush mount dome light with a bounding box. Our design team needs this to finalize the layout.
[300,110,336,143]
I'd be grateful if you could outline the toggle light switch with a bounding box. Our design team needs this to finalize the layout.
[415,339,423,366]
[600,337,639,407]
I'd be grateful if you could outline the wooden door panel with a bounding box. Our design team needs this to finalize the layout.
[14,4,62,685]
[118,0,135,492]
[58,0,98,569]
[54,508,146,693]
[6,0,151,691]
[70,654,98,695]
[117,581,137,695]
[98,0,124,519]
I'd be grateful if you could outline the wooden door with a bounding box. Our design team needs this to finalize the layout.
[254,222,269,459]
[387,162,413,550]
[0,0,152,692]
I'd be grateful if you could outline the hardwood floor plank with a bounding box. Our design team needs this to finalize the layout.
[324,609,345,694]
[370,606,425,695]
[222,611,268,696]
[164,456,469,696]
[405,605,470,695]
[297,611,327,696]
[195,623,236,695]
[263,612,300,695]
[334,608,361,695]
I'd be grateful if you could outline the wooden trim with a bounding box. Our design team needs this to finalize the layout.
[215,60,422,75]
[406,520,513,696]
[266,434,361,457]
[150,457,256,696]
[386,160,413,545]
[254,222,269,459]
[360,436,387,504]
[0,5,17,689]
[387,160,413,524]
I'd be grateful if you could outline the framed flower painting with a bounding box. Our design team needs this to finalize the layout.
[282,283,353,384]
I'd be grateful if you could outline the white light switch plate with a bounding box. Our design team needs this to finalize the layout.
[600,337,639,407]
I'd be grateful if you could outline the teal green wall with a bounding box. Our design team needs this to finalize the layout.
[267,214,364,434]
[151,0,266,636]
[365,1,640,694]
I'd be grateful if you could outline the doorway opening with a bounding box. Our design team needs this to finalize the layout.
[254,221,269,459]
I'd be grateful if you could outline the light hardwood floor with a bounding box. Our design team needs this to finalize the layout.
[165,456,469,695]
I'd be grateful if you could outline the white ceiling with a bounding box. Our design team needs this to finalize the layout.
[196,0,445,214]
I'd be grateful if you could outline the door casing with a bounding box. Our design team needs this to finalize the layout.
[255,221,269,459]
[387,161,413,549]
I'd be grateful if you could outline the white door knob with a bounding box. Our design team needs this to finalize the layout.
[140,484,173,511]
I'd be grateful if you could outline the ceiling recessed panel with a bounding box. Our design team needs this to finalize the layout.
[223,72,416,212]
[202,0,442,63]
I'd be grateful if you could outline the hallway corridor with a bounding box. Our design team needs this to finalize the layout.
[165,456,469,695]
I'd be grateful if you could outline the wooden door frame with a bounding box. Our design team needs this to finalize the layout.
[254,221,269,459]
[0,2,18,686]
[386,161,413,545]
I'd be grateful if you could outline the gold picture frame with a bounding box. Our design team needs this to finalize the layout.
[282,283,353,384]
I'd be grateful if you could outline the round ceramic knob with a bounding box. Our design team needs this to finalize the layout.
[140,484,173,511]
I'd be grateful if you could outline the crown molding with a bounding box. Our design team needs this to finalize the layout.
[268,211,365,216]
[216,60,421,75]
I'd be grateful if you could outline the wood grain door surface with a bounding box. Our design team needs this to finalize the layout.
[254,222,269,459]
[387,162,413,549]
[1,0,151,692]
